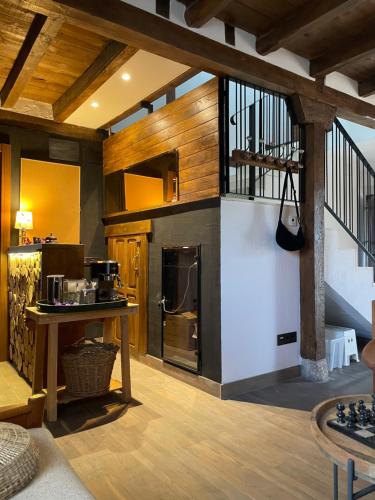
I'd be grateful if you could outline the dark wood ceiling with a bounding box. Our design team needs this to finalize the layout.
[179,0,375,97]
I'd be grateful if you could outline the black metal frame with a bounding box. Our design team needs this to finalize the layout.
[219,76,304,202]
[333,460,375,499]
[160,245,202,375]
[325,118,375,268]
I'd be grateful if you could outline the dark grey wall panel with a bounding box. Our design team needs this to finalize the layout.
[148,206,221,382]
[0,125,105,258]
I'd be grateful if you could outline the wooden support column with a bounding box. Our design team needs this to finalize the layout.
[0,144,11,362]
[291,95,336,381]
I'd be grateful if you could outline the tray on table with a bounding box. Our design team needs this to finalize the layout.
[36,298,128,313]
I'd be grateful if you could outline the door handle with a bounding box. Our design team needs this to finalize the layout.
[132,251,140,273]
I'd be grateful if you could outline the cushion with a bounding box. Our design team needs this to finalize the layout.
[0,422,39,499]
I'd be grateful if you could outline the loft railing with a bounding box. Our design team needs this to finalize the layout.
[325,118,375,266]
[220,78,375,267]
[220,77,304,201]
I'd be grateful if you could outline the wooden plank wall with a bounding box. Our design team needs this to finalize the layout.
[103,77,219,203]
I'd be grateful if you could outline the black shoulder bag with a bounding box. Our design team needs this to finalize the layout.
[276,168,304,251]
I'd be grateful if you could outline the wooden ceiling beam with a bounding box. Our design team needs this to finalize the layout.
[310,29,375,77]
[256,0,361,56]
[53,42,137,122]
[0,12,64,108]
[0,107,105,141]
[358,79,375,98]
[48,0,375,128]
[184,0,232,28]
[7,0,375,129]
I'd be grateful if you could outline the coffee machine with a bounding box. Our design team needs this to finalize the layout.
[90,260,122,302]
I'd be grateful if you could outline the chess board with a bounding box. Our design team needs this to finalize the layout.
[327,419,375,450]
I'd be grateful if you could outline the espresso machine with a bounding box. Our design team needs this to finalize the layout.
[89,260,122,302]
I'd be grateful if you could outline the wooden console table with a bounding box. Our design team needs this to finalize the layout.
[26,304,138,422]
[312,395,375,500]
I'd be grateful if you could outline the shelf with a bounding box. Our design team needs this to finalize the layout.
[45,378,122,405]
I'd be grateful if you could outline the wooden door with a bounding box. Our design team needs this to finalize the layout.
[108,234,148,354]
[0,144,11,362]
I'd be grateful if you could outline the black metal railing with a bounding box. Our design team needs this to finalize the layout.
[325,118,375,266]
[220,77,304,201]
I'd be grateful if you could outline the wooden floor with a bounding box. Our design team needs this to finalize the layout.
[54,358,365,500]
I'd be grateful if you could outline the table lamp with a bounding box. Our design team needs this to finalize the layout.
[15,211,33,245]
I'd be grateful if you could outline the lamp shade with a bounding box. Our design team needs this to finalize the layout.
[15,211,33,230]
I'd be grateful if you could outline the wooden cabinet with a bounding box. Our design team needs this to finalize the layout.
[108,232,148,354]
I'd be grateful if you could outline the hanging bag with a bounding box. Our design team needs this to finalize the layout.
[276,167,305,251]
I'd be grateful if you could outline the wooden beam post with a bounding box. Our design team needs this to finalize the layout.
[0,13,64,108]
[184,0,232,28]
[0,144,11,362]
[0,107,105,141]
[53,43,138,122]
[49,0,375,129]
[291,95,336,381]
[358,79,375,98]
[310,28,375,78]
[256,0,361,56]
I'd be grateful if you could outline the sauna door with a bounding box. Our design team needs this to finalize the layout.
[108,234,148,354]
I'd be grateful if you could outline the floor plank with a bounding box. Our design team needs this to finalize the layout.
[54,357,372,499]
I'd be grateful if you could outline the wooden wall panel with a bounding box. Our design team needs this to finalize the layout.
[103,77,220,203]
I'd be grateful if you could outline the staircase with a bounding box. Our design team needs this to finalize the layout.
[324,118,375,338]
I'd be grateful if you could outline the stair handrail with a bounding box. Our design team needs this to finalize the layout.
[335,118,375,179]
[325,118,375,267]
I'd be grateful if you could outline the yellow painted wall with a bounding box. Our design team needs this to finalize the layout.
[20,159,80,244]
[124,173,164,211]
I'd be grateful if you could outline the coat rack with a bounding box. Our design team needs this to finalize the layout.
[230,137,304,174]
[231,149,304,174]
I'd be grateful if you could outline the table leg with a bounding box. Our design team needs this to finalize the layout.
[103,317,113,343]
[120,315,131,403]
[32,324,46,394]
[333,463,338,500]
[46,323,58,422]
[347,459,355,500]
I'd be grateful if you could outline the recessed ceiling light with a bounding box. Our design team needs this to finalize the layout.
[91,101,99,108]
[121,73,131,81]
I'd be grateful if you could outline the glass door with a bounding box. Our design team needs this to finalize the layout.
[162,246,200,372]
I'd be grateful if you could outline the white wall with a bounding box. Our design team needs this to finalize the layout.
[220,198,300,384]
[325,209,375,324]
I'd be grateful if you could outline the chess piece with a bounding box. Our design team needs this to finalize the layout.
[349,401,358,421]
[372,394,375,412]
[347,411,357,430]
[359,410,368,427]
[358,400,366,413]
[336,402,346,424]
[370,410,375,426]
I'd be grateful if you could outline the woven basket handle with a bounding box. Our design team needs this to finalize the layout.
[68,337,99,348]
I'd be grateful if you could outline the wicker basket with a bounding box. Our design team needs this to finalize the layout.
[0,423,39,499]
[61,339,119,398]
